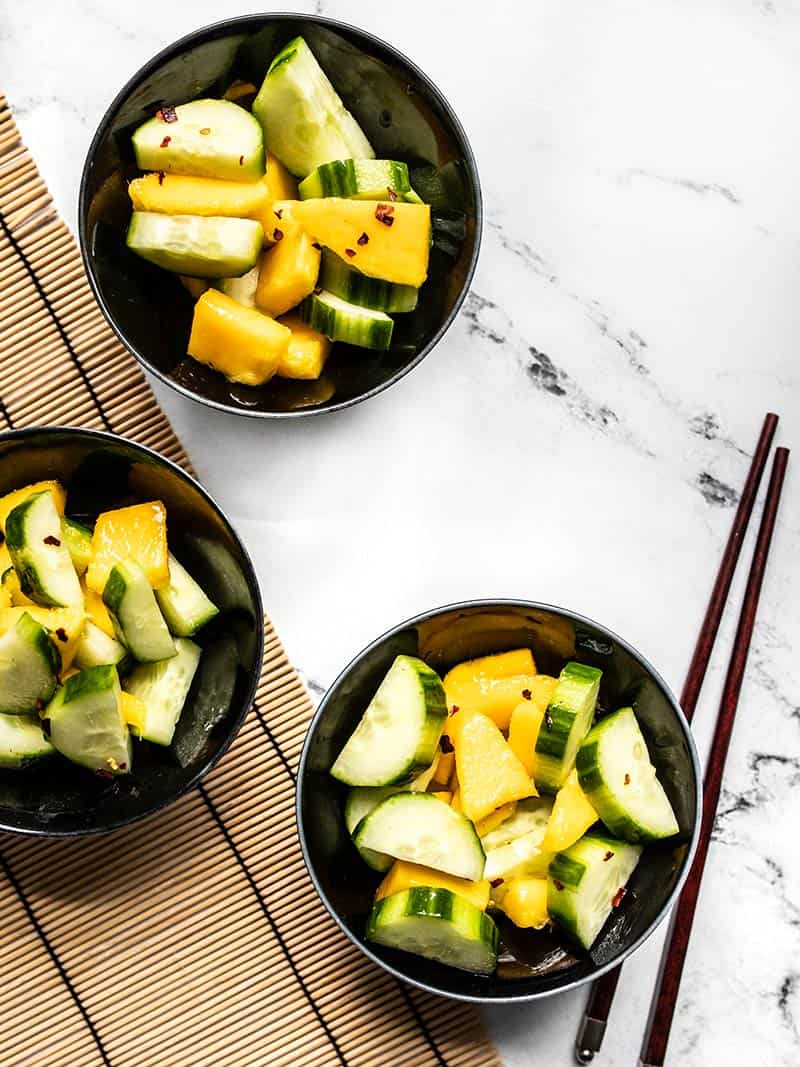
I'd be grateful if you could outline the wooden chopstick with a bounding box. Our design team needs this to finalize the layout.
[574,412,779,1064]
[640,445,789,1066]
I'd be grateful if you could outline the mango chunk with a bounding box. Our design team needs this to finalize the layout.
[450,788,462,813]
[264,150,299,201]
[256,210,321,318]
[120,691,147,734]
[276,313,331,379]
[86,501,169,594]
[0,605,84,671]
[290,197,431,288]
[81,579,115,638]
[188,289,290,387]
[431,790,452,805]
[450,709,536,823]
[475,802,517,838]
[508,678,558,774]
[0,586,10,611]
[0,481,66,533]
[376,860,490,911]
[444,649,538,730]
[431,748,455,789]
[179,276,212,300]
[541,769,598,853]
[496,877,550,929]
[129,173,271,222]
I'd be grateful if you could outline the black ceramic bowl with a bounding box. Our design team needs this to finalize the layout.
[0,427,263,836]
[79,14,481,418]
[297,600,701,1002]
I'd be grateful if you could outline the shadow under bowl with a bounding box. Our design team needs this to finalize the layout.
[0,427,263,836]
[79,14,482,418]
[297,599,701,1002]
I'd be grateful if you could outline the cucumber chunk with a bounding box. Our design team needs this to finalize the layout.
[299,159,419,202]
[547,832,642,949]
[576,707,680,842]
[47,665,131,775]
[482,797,555,884]
[534,662,602,793]
[354,793,485,881]
[216,264,260,309]
[479,797,554,851]
[320,251,418,313]
[103,559,176,663]
[155,553,219,637]
[5,491,83,609]
[253,36,374,177]
[0,611,60,715]
[132,99,265,181]
[0,712,55,768]
[302,289,393,350]
[172,636,237,767]
[367,887,498,975]
[74,619,127,670]
[331,655,446,786]
[124,637,202,746]
[126,212,263,278]
[61,518,93,576]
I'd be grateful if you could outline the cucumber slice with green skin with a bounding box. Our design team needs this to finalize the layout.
[299,159,419,203]
[367,887,499,976]
[331,655,446,787]
[0,712,55,768]
[547,832,642,949]
[155,553,219,637]
[216,264,260,309]
[483,826,554,884]
[320,251,418,314]
[103,559,176,664]
[302,289,393,350]
[61,518,93,576]
[172,636,237,767]
[46,665,131,775]
[355,793,485,881]
[5,491,83,609]
[74,620,127,670]
[132,99,265,182]
[253,36,374,177]
[576,707,680,842]
[0,612,60,715]
[480,797,554,851]
[124,637,202,746]
[534,662,602,794]
[126,213,263,279]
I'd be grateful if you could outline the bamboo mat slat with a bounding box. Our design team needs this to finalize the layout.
[0,94,502,1067]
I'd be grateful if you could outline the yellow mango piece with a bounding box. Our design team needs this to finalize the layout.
[0,606,84,671]
[431,748,455,789]
[290,197,431,287]
[256,216,321,318]
[444,649,539,731]
[276,313,332,379]
[187,289,291,387]
[3,567,36,607]
[0,481,66,533]
[86,501,169,594]
[120,691,147,734]
[497,877,550,929]
[81,579,115,638]
[475,802,517,838]
[450,788,462,813]
[129,173,271,220]
[542,769,598,853]
[0,585,10,610]
[179,275,211,300]
[508,676,559,775]
[450,709,536,823]
[265,150,299,201]
[432,790,452,804]
[376,860,490,911]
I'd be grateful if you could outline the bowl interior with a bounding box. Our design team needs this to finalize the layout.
[298,602,699,1001]
[0,430,262,835]
[80,15,480,417]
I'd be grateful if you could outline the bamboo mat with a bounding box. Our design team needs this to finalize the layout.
[0,95,502,1067]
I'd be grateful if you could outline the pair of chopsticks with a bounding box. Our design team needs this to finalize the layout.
[575,412,789,1066]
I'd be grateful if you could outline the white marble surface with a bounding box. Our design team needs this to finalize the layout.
[3,1,800,1064]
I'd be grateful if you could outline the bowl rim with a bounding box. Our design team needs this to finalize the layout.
[295,597,703,1003]
[77,11,483,420]
[0,424,265,837]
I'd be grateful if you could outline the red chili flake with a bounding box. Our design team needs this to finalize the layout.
[521,688,532,700]
[439,735,454,754]
[345,248,356,258]
[157,105,178,123]
[43,535,61,546]
[118,762,127,771]
[272,228,284,242]
[274,208,283,219]
[603,850,614,862]
[490,878,504,888]
[357,232,369,246]
[157,171,165,185]
[199,127,211,135]
[612,886,627,908]
[238,155,244,165]
[386,186,398,202]
[624,773,631,785]
[553,879,565,892]
[449,704,460,715]
[55,627,68,644]
[160,135,171,148]
[544,709,554,730]
[375,203,395,226]
[311,242,322,251]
